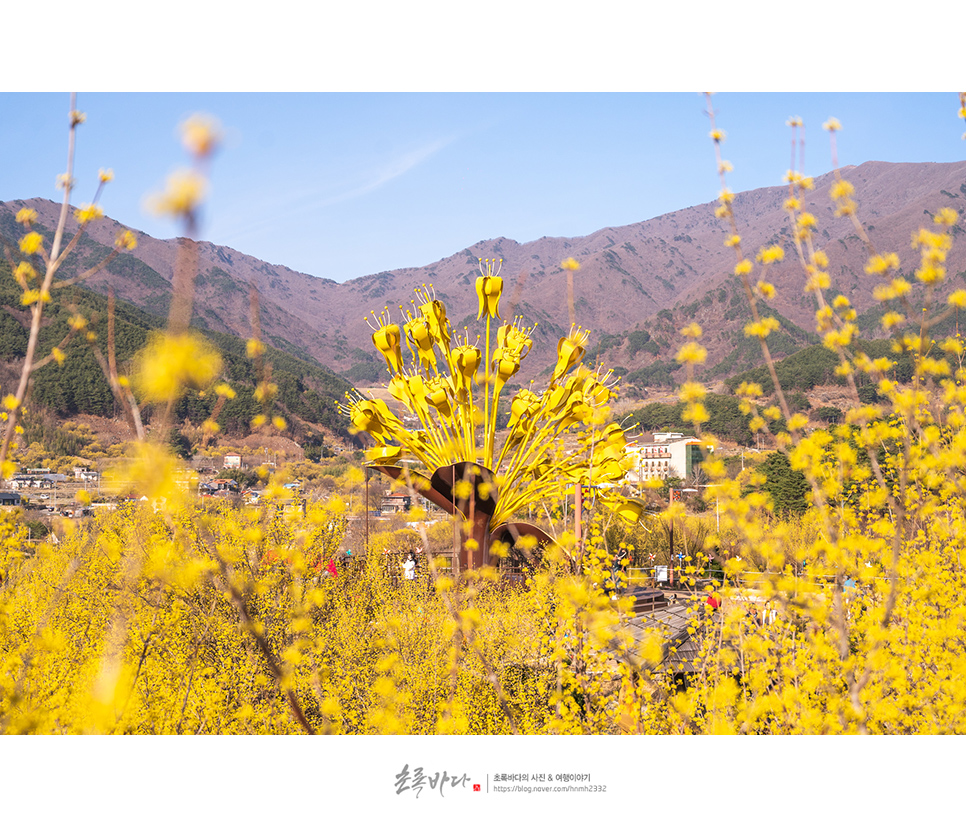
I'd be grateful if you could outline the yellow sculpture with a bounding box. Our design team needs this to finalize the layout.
[344,258,641,570]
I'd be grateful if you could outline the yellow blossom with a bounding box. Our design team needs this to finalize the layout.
[14,262,37,284]
[744,318,780,339]
[823,117,842,131]
[734,259,752,276]
[865,253,900,274]
[19,232,43,255]
[561,257,581,271]
[74,203,104,224]
[15,208,38,225]
[115,230,138,250]
[148,169,207,217]
[676,342,707,365]
[98,168,114,183]
[934,208,958,226]
[756,281,776,299]
[829,179,854,200]
[180,114,222,158]
[133,332,223,403]
[756,245,784,264]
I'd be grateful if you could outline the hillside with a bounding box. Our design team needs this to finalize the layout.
[0,258,355,451]
[3,159,966,394]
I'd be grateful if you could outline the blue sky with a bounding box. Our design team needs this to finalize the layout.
[3,4,964,284]
[3,92,963,283]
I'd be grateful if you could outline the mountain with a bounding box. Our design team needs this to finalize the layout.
[4,159,966,392]
[0,258,356,449]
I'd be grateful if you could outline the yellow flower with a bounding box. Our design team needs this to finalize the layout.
[74,203,104,224]
[676,342,707,365]
[451,343,482,395]
[51,348,66,366]
[829,179,854,200]
[369,312,403,375]
[115,230,138,250]
[272,415,287,431]
[133,332,223,403]
[756,281,776,299]
[756,245,784,264]
[561,257,581,271]
[254,382,277,403]
[98,168,114,183]
[709,128,726,141]
[744,318,780,338]
[865,253,900,275]
[551,326,589,382]
[214,383,236,399]
[724,234,741,248]
[15,208,38,225]
[476,258,504,320]
[678,381,706,402]
[733,259,752,276]
[19,232,43,255]
[935,207,958,226]
[246,338,265,359]
[148,169,207,217]
[14,261,37,284]
[822,117,842,131]
[680,322,702,339]
[180,114,222,158]
[404,314,437,371]
[3,395,20,411]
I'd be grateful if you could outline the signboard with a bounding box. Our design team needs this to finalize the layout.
[655,565,669,583]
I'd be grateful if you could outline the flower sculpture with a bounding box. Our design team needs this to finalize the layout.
[344,258,644,570]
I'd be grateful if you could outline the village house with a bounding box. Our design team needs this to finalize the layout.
[624,431,713,485]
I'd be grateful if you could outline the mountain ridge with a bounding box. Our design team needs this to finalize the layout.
[4,158,966,390]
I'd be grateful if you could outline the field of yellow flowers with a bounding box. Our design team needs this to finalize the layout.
[3,94,966,738]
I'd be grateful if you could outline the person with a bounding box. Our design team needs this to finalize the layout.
[403,552,416,581]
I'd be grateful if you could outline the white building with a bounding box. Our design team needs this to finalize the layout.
[624,432,713,485]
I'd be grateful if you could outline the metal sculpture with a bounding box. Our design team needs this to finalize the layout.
[342,258,644,571]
